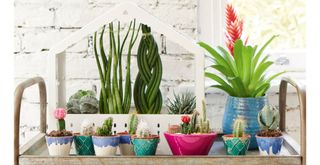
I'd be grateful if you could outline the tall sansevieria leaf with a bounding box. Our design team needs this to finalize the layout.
[198,36,285,97]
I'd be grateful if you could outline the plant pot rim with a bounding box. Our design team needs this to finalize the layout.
[92,135,120,138]
[131,134,159,139]
[73,133,93,136]
[255,134,283,138]
[45,135,73,138]
[227,95,267,99]
[117,132,130,135]
[164,131,217,137]
[222,134,251,139]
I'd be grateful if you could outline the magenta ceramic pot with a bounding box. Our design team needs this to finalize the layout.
[164,132,218,155]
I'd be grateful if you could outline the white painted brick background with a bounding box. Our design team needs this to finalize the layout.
[14,0,303,146]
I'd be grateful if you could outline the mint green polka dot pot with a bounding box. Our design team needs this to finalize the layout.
[131,135,159,156]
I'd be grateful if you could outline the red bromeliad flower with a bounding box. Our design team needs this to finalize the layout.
[225,3,248,56]
[181,116,190,124]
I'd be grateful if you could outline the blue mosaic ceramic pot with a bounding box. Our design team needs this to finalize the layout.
[46,136,73,156]
[74,135,95,155]
[222,95,267,149]
[256,135,284,155]
[131,135,159,156]
[92,135,120,156]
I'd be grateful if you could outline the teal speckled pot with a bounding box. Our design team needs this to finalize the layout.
[131,135,159,156]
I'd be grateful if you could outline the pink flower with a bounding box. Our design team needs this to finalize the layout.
[54,108,66,119]
[181,116,190,124]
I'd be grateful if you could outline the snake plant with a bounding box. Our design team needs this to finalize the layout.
[133,24,163,114]
[198,35,285,97]
[94,20,140,114]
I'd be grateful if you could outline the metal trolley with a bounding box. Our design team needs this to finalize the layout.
[14,77,306,165]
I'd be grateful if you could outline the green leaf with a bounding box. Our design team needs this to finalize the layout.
[205,72,235,95]
[252,35,278,71]
[233,39,244,79]
[210,85,235,96]
[217,46,238,76]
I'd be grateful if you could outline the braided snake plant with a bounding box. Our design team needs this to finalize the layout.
[94,20,140,114]
[134,24,163,114]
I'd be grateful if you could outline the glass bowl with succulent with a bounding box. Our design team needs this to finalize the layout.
[92,117,120,156]
[256,105,284,155]
[117,113,139,155]
[73,119,95,155]
[198,3,285,149]
[222,117,251,155]
[131,120,160,156]
[164,101,217,155]
[45,108,73,156]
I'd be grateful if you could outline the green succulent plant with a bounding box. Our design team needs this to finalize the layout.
[166,91,196,114]
[233,117,245,137]
[258,105,280,131]
[96,117,113,136]
[198,35,285,97]
[67,90,98,114]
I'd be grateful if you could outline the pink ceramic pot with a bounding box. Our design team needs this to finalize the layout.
[164,132,218,155]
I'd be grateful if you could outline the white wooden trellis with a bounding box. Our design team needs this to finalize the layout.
[47,2,205,132]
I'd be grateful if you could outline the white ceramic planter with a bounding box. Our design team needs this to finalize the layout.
[118,133,134,155]
[45,136,73,156]
[92,135,120,156]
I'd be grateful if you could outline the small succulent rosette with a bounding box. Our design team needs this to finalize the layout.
[46,108,73,156]
[92,135,120,156]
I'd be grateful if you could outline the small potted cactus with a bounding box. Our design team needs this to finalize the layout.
[164,101,218,155]
[117,113,138,155]
[222,117,251,155]
[46,108,73,156]
[256,105,283,155]
[73,119,95,155]
[131,120,160,156]
[66,89,99,114]
[92,117,120,156]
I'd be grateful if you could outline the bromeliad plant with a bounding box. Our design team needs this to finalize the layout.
[256,105,283,155]
[199,36,285,98]
[167,91,196,114]
[134,24,163,114]
[94,20,140,114]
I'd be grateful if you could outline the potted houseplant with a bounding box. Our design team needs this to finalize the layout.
[198,3,285,149]
[92,117,120,156]
[66,89,99,114]
[164,101,217,155]
[131,120,160,156]
[73,119,95,155]
[166,91,196,114]
[117,113,138,155]
[256,105,283,155]
[222,117,251,155]
[46,108,73,156]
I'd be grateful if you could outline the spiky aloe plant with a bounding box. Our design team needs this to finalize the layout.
[128,113,138,135]
[167,91,196,114]
[233,117,245,137]
[94,20,140,114]
[258,105,280,131]
[96,117,113,136]
[198,36,285,98]
[134,24,163,114]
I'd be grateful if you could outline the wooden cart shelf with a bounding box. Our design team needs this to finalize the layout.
[14,77,306,165]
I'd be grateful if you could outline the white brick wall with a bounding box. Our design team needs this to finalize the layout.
[14,0,302,146]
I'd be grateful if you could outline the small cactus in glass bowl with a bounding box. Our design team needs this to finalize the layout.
[256,105,284,155]
[164,100,218,155]
[92,117,120,156]
[131,120,160,156]
[73,119,95,155]
[46,108,73,156]
[222,117,251,155]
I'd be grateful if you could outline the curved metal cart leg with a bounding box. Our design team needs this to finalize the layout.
[279,77,306,165]
[14,77,47,165]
